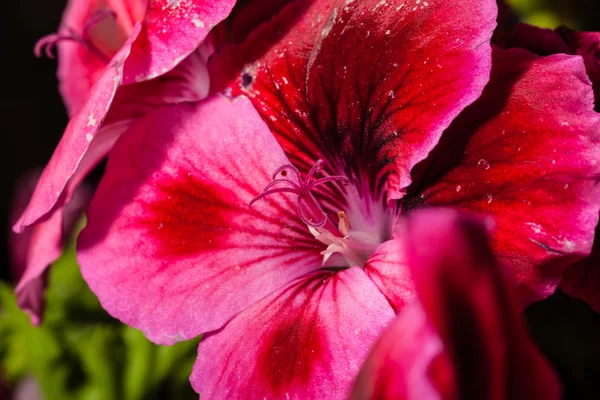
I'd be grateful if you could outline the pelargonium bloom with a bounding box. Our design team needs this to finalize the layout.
[75,0,599,397]
[12,0,236,322]
[17,0,236,234]
[495,23,600,312]
[351,210,560,400]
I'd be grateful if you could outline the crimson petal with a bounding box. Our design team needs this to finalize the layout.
[411,48,600,304]
[210,0,497,200]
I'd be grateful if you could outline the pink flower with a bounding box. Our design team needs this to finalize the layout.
[12,0,237,322]
[351,210,561,400]
[17,0,236,235]
[73,0,599,398]
[495,24,600,312]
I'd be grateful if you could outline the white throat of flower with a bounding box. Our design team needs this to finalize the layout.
[308,211,381,268]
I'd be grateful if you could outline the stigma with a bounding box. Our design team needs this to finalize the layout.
[250,160,350,229]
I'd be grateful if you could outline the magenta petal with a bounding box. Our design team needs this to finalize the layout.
[78,95,324,344]
[10,172,90,325]
[210,0,497,199]
[352,209,561,400]
[14,24,141,233]
[192,268,395,399]
[350,305,446,400]
[416,48,600,303]
[122,0,236,83]
[364,238,415,312]
[405,209,561,399]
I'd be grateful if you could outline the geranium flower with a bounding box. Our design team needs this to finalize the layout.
[495,24,600,312]
[16,0,237,234]
[74,0,599,397]
[12,0,236,322]
[351,209,560,400]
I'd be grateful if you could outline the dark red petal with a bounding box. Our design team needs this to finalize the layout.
[495,24,600,111]
[192,268,395,399]
[122,0,236,83]
[412,48,600,303]
[78,95,324,344]
[494,24,572,56]
[560,221,600,313]
[210,0,496,201]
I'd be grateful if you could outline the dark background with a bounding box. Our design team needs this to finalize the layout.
[1,1,69,282]
[0,1,600,398]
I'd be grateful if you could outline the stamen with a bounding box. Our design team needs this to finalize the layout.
[34,9,116,63]
[250,160,350,229]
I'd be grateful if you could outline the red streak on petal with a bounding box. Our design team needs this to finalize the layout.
[257,314,326,395]
[138,171,233,258]
[256,275,331,395]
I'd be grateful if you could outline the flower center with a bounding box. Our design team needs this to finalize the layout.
[35,9,119,63]
[250,160,388,268]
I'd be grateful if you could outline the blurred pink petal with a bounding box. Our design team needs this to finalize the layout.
[351,210,561,400]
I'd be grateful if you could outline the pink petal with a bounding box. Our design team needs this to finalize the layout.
[17,26,211,235]
[13,212,63,326]
[55,0,143,115]
[78,95,324,344]
[350,305,447,400]
[122,0,236,84]
[192,268,395,399]
[9,172,90,325]
[413,48,600,304]
[352,209,561,399]
[210,0,497,200]
[363,238,415,312]
[107,0,147,33]
[14,24,141,234]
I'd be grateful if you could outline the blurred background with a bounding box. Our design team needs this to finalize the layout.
[0,0,599,398]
